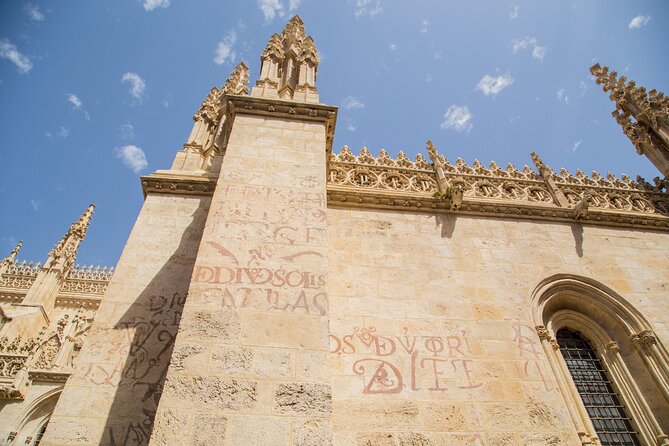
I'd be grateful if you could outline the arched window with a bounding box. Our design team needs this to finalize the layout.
[556,328,640,446]
[532,274,669,446]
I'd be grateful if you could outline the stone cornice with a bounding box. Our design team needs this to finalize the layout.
[224,94,338,153]
[327,187,669,231]
[141,171,218,198]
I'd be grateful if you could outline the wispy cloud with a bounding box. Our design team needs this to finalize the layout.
[509,5,519,20]
[628,14,651,29]
[354,0,383,18]
[120,122,136,141]
[571,140,582,153]
[143,0,170,11]
[557,88,569,104]
[24,3,44,21]
[511,36,546,61]
[214,30,238,65]
[346,119,357,132]
[441,105,473,133]
[288,0,301,10]
[30,199,41,211]
[67,93,90,120]
[117,145,148,173]
[425,74,432,83]
[476,73,514,96]
[342,96,365,110]
[420,19,430,33]
[433,50,443,60]
[68,94,82,109]
[388,43,397,51]
[121,72,146,103]
[258,0,284,22]
[0,39,33,73]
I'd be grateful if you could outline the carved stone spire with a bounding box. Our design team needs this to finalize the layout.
[48,204,94,271]
[530,152,569,207]
[3,240,22,265]
[590,63,669,178]
[252,15,320,103]
[222,61,250,96]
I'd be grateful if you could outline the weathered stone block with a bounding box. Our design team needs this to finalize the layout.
[274,382,332,416]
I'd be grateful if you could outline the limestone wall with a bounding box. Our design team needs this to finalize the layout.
[42,194,210,445]
[327,208,669,445]
[150,114,332,445]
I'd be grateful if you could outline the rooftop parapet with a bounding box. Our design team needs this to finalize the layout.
[326,142,669,230]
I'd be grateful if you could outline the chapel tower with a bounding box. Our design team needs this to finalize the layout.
[41,16,337,445]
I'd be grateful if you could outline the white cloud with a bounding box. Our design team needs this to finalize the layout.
[628,14,651,29]
[476,74,514,96]
[68,94,82,109]
[388,43,397,51]
[258,0,284,22]
[433,50,443,60]
[425,74,432,83]
[509,5,519,20]
[354,0,383,18]
[531,45,546,61]
[121,72,146,103]
[143,0,170,11]
[511,36,546,61]
[117,145,148,173]
[0,39,33,73]
[346,119,357,132]
[288,0,301,11]
[57,126,70,138]
[214,31,238,65]
[571,140,582,153]
[24,3,44,21]
[509,115,520,124]
[120,122,136,141]
[420,19,429,33]
[30,199,41,211]
[342,96,365,110]
[557,88,569,104]
[441,105,473,133]
[579,80,588,97]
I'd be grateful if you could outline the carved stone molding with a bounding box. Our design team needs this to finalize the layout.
[606,341,620,354]
[630,329,657,346]
[28,370,70,383]
[141,174,218,198]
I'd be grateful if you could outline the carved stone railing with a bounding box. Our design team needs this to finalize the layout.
[0,261,40,289]
[328,146,438,194]
[59,264,114,296]
[327,144,669,230]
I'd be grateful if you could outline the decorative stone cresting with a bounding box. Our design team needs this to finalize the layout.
[326,141,669,230]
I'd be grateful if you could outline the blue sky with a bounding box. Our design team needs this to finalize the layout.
[0,0,667,267]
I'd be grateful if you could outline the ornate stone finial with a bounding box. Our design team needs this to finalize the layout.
[426,140,445,168]
[193,87,222,122]
[262,33,284,60]
[530,152,551,178]
[48,204,95,269]
[222,61,250,96]
[3,240,22,265]
[282,15,306,49]
[299,36,319,65]
[590,63,669,178]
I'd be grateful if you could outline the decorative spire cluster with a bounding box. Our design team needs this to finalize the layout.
[193,62,250,126]
[1,240,22,268]
[253,15,320,103]
[590,63,669,178]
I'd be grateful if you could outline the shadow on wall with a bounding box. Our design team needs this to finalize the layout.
[570,223,584,258]
[100,202,209,445]
[434,214,457,239]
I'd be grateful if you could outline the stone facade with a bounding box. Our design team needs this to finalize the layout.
[2,15,669,446]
